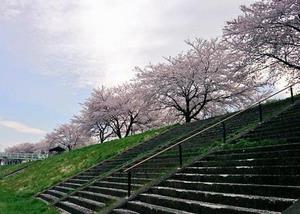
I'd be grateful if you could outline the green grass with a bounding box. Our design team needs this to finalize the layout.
[0,127,167,214]
[0,162,30,179]
[0,189,57,214]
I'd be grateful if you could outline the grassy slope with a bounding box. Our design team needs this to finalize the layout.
[0,127,167,214]
[0,162,30,179]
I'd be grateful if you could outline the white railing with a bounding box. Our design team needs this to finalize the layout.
[0,152,48,160]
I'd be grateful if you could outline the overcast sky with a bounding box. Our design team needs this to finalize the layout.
[0,0,256,151]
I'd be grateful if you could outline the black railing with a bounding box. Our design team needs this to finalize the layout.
[124,82,299,197]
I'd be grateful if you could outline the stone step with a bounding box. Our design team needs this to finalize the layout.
[112,208,140,214]
[125,200,194,214]
[57,207,72,214]
[38,193,59,203]
[53,186,74,193]
[147,187,295,211]
[245,136,300,143]
[94,181,142,190]
[272,111,300,119]
[131,168,173,174]
[137,161,179,168]
[194,157,300,167]
[125,198,280,214]
[264,116,300,124]
[214,143,300,155]
[172,173,300,186]
[141,157,180,164]
[203,149,300,161]
[116,172,162,179]
[148,151,202,160]
[84,186,127,197]
[105,176,151,184]
[137,193,284,214]
[182,165,300,175]
[244,131,300,139]
[78,171,100,176]
[60,182,82,189]
[56,201,94,214]
[74,175,95,180]
[67,196,105,211]
[75,190,116,204]
[68,179,89,184]
[252,123,300,133]
[45,189,66,198]
[161,180,300,199]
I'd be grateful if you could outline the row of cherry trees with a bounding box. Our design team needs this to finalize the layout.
[6,0,299,153]
[224,0,300,80]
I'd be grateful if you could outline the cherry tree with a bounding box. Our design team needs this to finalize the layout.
[33,140,52,153]
[74,86,113,143]
[77,84,153,140]
[224,0,300,81]
[136,38,263,123]
[105,83,156,138]
[45,122,86,151]
[5,143,36,153]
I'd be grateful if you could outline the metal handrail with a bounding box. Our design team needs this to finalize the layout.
[124,82,299,173]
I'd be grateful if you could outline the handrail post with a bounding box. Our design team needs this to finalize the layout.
[222,122,226,144]
[178,144,183,168]
[259,102,263,122]
[290,86,294,104]
[127,170,131,197]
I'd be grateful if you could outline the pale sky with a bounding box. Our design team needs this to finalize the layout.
[0,0,255,151]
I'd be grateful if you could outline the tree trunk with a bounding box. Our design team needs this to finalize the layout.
[116,130,122,139]
[185,114,192,123]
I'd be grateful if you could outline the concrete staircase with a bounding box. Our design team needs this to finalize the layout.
[244,105,300,143]
[114,143,300,214]
[37,114,221,204]
[112,101,300,213]
[37,96,299,213]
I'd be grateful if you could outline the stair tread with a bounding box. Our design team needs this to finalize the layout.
[56,186,74,191]
[150,186,296,202]
[47,189,66,196]
[39,193,59,202]
[210,149,300,157]
[175,173,300,177]
[78,190,118,200]
[97,180,143,187]
[215,143,300,154]
[54,188,74,194]
[166,179,300,189]
[186,165,300,169]
[89,185,127,193]
[59,201,94,214]
[128,200,195,214]
[113,208,140,214]
[69,178,89,182]
[69,195,106,207]
[197,156,300,163]
[63,182,82,186]
[139,193,281,214]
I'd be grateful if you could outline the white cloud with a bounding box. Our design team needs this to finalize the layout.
[0,0,255,87]
[0,120,46,135]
